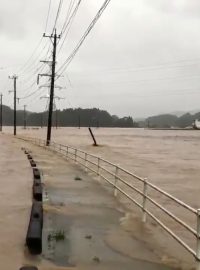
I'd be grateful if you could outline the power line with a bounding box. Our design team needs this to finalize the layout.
[18,62,48,95]
[19,62,46,86]
[53,0,64,32]
[58,0,83,54]
[61,0,81,34]
[18,42,52,92]
[19,40,49,76]
[67,61,200,76]
[18,37,44,74]
[18,0,56,74]
[60,0,76,34]
[122,89,200,99]
[57,0,112,76]
[25,90,45,106]
[72,74,200,87]
[19,85,43,100]
[45,0,52,33]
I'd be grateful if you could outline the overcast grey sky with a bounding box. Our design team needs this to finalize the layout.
[1,0,200,118]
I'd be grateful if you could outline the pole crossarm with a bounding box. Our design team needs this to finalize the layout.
[37,73,51,85]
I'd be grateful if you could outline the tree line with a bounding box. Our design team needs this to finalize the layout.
[1,105,137,128]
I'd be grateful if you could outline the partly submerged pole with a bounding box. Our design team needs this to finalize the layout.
[88,127,98,146]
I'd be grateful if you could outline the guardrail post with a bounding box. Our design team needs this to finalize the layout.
[196,209,200,270]
[114,166,119,197]
[142,178,148,223]
[66,146,69,159]
[85,153,88,171]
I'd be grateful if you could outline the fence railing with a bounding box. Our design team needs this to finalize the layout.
[20,136,200,269]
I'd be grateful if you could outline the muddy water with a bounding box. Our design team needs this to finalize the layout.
[0,133,177,270]
[8,127,200,207]
[0,135,32,269]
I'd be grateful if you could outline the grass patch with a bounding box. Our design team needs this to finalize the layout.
[48,230,65,242]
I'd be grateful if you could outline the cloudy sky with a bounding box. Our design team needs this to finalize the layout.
[1,0,200,118]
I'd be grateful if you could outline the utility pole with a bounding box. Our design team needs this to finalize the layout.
[55,109,58,129]
[78,114,80,129]
[9,75,18,136]
[41,113,43,128]
[23,105,27,129]
[43,30,60,146]
[0,93,2,132]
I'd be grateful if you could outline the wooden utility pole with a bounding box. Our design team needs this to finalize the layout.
[55,109,58,129]
[23,105,27,129]
[43,30,60,146]
[0,93,2,132]
[41,113,43,128]
[9,75,18,136]
[78,114,80,129]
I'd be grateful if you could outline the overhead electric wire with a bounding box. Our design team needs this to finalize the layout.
[19,61,46,88]
[17,37,44,75]
[19,58,50,96]
[19,85,43,100]
[19,40,49,76]
[61,0,80,34]
[58,0,83,54]
[25,89,45,106]
[19,65,51,100]
[71,74,200,87]
[19,41,52,87]
[18,0,53,77]
[53,0,64,32]
[45,0,52,33]
[60,0,76,34]
[19,62,47,89]
[18,0,55,74]
[68,61,200,76]
[124,88,200,99]
[56,0,112,76]
[20,81,37,97]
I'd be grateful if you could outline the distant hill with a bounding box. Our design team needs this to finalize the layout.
[143,112,200,128]
[3,104,200,129]
[1,106,137,128]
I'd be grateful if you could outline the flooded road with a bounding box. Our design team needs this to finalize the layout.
[0,135,32,269]
[2,127,200,269]
[0,133,178,269]
[8,127,200,208]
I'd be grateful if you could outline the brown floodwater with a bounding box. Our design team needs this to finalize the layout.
[6,126,200,207]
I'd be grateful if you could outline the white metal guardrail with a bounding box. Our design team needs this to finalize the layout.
[20,136,200,269]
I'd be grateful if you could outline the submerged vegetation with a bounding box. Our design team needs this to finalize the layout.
[47,230,65,242]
